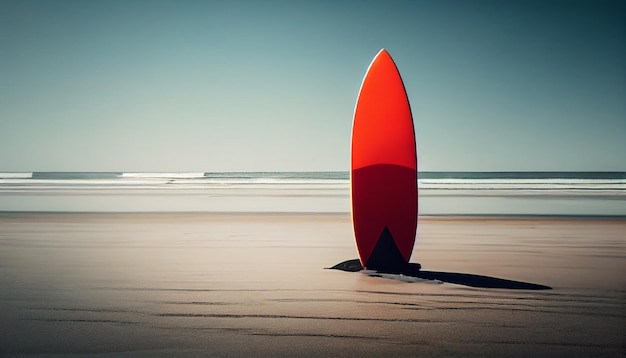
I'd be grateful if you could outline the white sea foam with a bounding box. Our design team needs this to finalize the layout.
[418,178,626,191]
[121,172,205,179]
[0,172,624,214]
[1,173,624,192]
[0,172,32,179]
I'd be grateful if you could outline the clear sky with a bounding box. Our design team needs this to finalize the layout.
[1,0,624,172]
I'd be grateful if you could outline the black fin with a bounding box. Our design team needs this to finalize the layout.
[365,227,409,273]
[327,259,363,272]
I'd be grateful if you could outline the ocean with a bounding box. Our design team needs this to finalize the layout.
[1,171,624,216]
[1,173,625,356]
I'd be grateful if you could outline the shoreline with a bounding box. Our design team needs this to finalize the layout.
[1,210,625,218]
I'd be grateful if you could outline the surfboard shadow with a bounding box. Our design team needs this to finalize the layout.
[328,259,552,290]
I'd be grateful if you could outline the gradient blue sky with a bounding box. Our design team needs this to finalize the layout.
[1,0,624,172]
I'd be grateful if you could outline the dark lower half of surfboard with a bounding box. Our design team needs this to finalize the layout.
[351,164,417,270]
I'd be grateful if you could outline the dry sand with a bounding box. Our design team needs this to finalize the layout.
[0,213,624,357]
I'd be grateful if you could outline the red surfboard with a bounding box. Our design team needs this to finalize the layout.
[351,49,417,273]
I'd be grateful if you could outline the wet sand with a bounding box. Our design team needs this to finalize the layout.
[0,213,624,357]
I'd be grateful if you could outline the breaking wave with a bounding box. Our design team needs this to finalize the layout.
[1,172,623,191]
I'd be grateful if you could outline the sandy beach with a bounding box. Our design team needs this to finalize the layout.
[3,0,625,356]
[0,212,624,357]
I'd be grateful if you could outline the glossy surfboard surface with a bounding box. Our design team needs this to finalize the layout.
[351,49,417,273]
